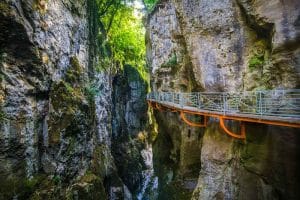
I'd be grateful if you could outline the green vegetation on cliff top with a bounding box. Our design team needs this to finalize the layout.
[96,0,150,82]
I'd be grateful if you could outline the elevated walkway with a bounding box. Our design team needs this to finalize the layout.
[147,90,300,139]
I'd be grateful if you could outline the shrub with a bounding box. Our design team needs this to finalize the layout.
[248,55,264,69]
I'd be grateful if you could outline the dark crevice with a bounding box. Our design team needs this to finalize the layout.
[235,0,274,49]
[87,0,99,79]
[173,9,203,92]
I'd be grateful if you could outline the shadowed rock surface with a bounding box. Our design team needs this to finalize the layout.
[0,0,151,199]
[0,0,299,199]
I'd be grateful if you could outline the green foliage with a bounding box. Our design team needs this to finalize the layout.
[249,55,264,69]
[143,0,158,12]
[124,64,141,82]
[105,5,146,68]
[96,0,149,83]
[0,175,46,199]
[52,175,61,185]
[49,80,84,144]
[66,57,83,83]
[84,82,100,103]
[96,57,111,72]
[162,53,177,68]
[248,39,267,70]
[0,111,6,122]
[24,176,40,191]
[51,81,82,113]
[80,171,100,183]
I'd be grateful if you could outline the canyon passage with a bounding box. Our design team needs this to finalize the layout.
[0,0,300,200]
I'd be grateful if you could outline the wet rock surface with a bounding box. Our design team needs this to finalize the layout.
[0,0,149,199]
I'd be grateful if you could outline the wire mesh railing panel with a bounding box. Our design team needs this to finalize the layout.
[198,93,224,111]
[147,90,300,119]
[183,93,198,107]
[225,93,240,113]
[235,92,258,114]
[259,90,300,118]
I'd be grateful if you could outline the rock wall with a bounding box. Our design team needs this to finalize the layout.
[148,0,300,92]
[147,0,300,199]
[0,0,149,199]
[111,64,154,198]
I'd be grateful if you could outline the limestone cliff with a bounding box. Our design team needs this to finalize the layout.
[111,64,151,196]
[147,0,300,199]
[0,0,150,199]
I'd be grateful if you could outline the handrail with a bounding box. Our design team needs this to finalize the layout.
[147,90,300,140]
[147,90,300,119]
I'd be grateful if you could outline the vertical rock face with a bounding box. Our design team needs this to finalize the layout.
[111,65,149,194]
[147,0,300,199]
[0,0,147,199]
[111,65,158,199]
[148,0,300,92]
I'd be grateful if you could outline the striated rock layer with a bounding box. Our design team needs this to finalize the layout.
[0,0,150,199]
[147,0,300,199]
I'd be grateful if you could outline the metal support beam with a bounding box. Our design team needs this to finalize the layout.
[147,89,300,139]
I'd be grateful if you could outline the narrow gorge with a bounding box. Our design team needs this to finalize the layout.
[0,0,299,200]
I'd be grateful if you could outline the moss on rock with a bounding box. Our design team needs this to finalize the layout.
[66,171,107,200]
[248,55,264,69]
[34,0,48,14]
[0,2,10,15]
[48,80,84,144]
[161,53,178,68]
[66,56,84,84]
[248,40,268,70]
[48,56,93,144]
[0,174,47,200]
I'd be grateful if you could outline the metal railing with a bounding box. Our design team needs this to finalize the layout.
[147,90,300,119]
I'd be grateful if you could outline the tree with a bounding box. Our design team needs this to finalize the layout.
[96,0,147,81]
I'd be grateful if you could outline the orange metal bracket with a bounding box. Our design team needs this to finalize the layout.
[219,117,246,139]
[148,101,158,110]
[157,103,177,112]
[147,100,300,140]
[156,103,165,111]
[180,112,208,127]
[148,101,177,112]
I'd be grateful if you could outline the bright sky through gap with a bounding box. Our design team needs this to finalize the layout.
[133,0,145,18]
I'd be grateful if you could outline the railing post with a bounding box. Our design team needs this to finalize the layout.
[223,93,227,115]
[180,93,183,108]
[258,91,262,117]
[172,92,174,103]
[196,92,199,107]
